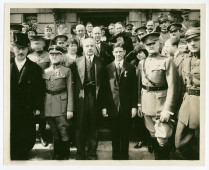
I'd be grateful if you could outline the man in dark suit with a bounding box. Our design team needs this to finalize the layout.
[71,38,104,160]
[102,43,137,160]
[85,22,93,38]
[10,33,44,160]
[92,26,114,65]
[75,24,88,56]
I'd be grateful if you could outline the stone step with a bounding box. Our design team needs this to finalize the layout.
[28,141,182,160]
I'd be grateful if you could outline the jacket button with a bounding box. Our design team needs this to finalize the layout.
[51,86,54,88]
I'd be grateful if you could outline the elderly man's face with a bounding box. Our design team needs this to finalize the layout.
[49,53,62,64]
[92,28,101,42]
[13,46,28,61]
[83,39,95,56]
[145,40,160,55]
[115,24,124,34]
[76,25,85,38]
[187,37,200,53]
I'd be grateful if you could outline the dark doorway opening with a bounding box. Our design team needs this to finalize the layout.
[78,12,128,27]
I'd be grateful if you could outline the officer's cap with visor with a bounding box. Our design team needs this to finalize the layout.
[48,45,65,54]
[141,32,160,45]
[185,27,200,41]
[54,34,68,42]
[30,35,45,42]
[167,23,182,32]
[135,26,147,33]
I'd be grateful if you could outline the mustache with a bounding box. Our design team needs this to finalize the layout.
[18,53,25,56]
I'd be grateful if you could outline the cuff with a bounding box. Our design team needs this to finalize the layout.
[164,109,174,115]
[137,104,141,107]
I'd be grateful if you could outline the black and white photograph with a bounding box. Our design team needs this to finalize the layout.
[2,1,208,168]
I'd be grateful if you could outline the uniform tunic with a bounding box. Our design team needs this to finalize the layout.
[138,53,179,139]
[43,65,74,117]
[175,52,200,159]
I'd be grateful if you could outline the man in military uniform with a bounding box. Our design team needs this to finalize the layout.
[175,27,200,160]
[54,34,68,54]
[125,24,133,33]
[10,33,44,160]
[158,15,170,52]
[43,45,74,160]
[134,26,147,46]
[167,23,182,41]
[44,25,53,52]
[28,35,51,147]
[137,32,179,160]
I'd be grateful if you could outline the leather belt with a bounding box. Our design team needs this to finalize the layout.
[142,84,168,91]
[186,88,200,96]
[46,88,67,95]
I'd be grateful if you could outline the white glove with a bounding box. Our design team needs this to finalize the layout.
[67,111,73,119]
[102,108,108,117]
[160,110,173,123]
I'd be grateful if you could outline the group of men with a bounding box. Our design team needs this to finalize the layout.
[10,9,200,161]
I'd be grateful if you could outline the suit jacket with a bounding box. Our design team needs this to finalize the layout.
[94,41,114,66]
[71,55,104,130]
[10,57,44,154]
[104,61,137,118]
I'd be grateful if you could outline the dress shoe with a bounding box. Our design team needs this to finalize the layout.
[134,141,144,149]
[40,137,49,147]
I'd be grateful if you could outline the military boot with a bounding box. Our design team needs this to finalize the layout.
[53,139,61,160]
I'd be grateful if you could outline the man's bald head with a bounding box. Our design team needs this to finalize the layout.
[76,24,85,38]
[92,27,102,42]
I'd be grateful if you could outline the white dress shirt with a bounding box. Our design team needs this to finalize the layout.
[115,59,124,69]
[86,55,94,63]
[15,57,26,71]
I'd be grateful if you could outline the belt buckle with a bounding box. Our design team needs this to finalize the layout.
[146,86,150,92]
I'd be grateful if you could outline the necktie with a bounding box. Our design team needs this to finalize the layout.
[96,43,100,55]
[88,56,92,67]
[117,62,121,76]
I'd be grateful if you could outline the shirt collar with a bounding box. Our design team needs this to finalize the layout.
[15,57,26,70]
[86,55,94,62]
[115,59,124,68]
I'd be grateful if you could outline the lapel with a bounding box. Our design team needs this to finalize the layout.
[18,58,30,85]
[10,58,19,84]
[175,53,184,67]
[76,56,85,85]
[109,61,117,80]
[120,61,128,78]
